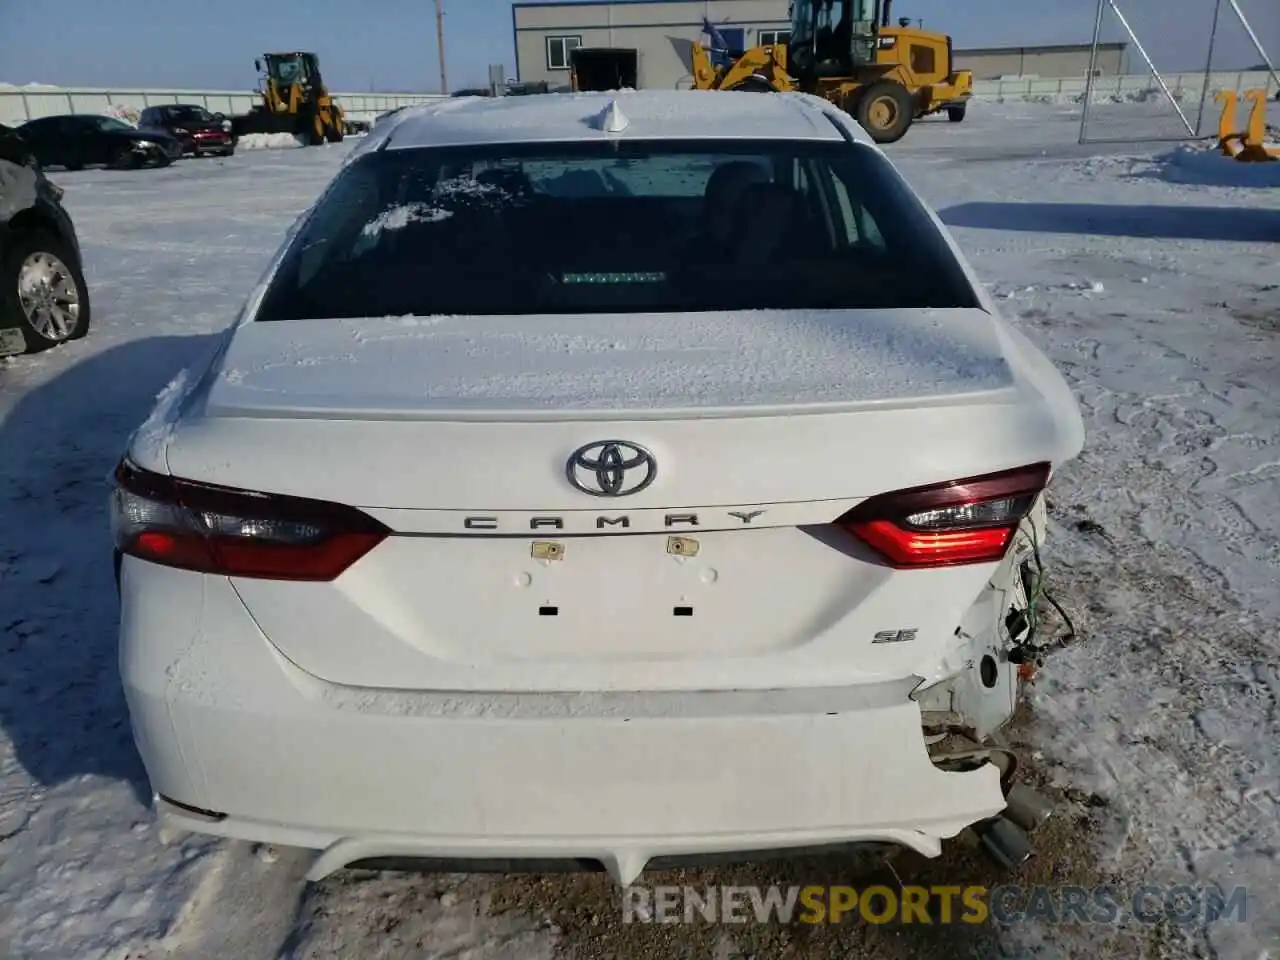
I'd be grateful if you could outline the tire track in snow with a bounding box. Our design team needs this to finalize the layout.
[151,842,312,959]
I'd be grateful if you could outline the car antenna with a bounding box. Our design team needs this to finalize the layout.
[594,99,629,134]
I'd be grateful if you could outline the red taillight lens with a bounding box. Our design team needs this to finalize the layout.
[110,459,388,581]
[837,463,1051,568]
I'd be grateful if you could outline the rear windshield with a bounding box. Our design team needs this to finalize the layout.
[255,138,979,320]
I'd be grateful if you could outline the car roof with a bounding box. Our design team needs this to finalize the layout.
[26,114,114,121]
[379,89,870,151]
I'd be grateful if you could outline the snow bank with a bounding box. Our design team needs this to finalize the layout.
[0,81,61,91]
[234,132,306,151]
[103,103,139,126]
[1146,143,1280,187]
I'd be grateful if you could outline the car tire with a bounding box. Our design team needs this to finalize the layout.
[854,81,915,144]
[1,229,91,354]
[947,104,967,123]
[110,146,140,171]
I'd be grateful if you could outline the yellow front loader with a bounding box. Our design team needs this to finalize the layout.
[231,52,346,146]
[692,0,972,145]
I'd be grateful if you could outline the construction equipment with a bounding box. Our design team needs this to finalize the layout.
[1216,88,1279,162]
[691,0,972,144]
[231,52,346,145]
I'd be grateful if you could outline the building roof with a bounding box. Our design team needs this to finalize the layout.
[376,89,864,151]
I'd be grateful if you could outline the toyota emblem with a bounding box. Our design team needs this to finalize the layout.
[566,441,657,497]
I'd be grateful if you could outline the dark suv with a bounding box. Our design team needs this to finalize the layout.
[0,123,91,356]
[139,104,236,157]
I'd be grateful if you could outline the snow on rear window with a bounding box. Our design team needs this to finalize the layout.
[360,202,451,238]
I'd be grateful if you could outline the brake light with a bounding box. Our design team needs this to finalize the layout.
[110,459,388,580]
[837,463,1050,568]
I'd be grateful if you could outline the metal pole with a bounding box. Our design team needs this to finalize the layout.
[1224,0,1280,94]
[1107,0,1196,136]
[435,0,448,95]
[1194,0,1223,136]
[1078,0,1106,144]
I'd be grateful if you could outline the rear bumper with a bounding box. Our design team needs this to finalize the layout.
[120,563,1007,884]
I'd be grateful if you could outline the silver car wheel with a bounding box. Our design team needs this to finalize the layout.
[17,251,81,341]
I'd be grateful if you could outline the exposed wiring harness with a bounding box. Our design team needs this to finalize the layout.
[1004,512,1077,664]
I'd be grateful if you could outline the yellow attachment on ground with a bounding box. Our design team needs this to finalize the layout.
[1216,89,1279,162]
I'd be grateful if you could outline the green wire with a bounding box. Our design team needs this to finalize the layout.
[1015,519,1048,648]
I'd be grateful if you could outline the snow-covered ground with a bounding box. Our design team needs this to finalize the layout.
[1,98,1278,960]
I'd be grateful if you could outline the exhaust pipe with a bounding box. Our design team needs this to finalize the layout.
[975,816,1032,868]
[881,0,893,28]
[1002,783,1054,834]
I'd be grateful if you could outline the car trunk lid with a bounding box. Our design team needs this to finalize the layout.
[198,308,1014,421]
[154,308,1067,691]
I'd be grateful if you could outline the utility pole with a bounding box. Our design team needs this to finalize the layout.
[435,0,448,94]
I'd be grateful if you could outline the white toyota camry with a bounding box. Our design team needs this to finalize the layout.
[113,90,1084,885]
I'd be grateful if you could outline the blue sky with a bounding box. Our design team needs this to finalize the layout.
[0,0,1274,92]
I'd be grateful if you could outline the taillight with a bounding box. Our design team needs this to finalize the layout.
[110,459,388,581]
[837,463,1050,568]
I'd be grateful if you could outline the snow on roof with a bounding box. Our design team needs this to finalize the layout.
[380,89,864,150]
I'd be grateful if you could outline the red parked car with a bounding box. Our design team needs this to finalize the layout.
[139,104,235,157]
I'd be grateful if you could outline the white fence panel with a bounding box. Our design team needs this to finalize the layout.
[0,86,445,126]
[971,69,1275,100]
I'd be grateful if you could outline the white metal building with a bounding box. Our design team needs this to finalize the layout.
[955,43,1128,81]
[512,1,1131,91]
[512,0,791,91]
